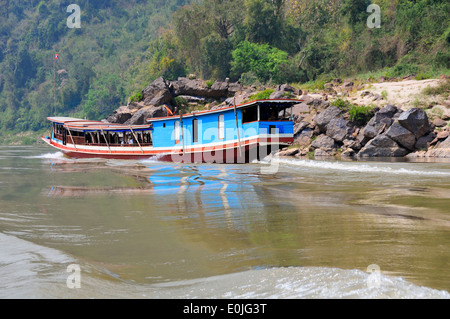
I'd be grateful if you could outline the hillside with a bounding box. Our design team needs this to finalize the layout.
[1,0,449,144]
[0,0,190,144]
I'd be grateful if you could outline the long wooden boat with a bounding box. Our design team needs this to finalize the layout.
[42,99,301,163]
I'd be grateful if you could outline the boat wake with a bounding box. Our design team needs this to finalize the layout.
[27,152,66,160]
[151,267,450,299]
[272,157,450,176]
[1,232,448,299]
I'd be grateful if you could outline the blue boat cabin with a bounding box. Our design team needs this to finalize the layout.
[148,100,297,149]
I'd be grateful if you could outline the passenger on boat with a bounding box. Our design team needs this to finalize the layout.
[268,110,277,121]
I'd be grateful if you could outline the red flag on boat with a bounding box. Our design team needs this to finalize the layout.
[54,53,59,60]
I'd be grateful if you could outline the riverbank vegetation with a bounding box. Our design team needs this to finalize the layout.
[0,0,448,144]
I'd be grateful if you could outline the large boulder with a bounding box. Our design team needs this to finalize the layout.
[310,134,337,151]
[125,106,167,125]
[398,107,431,138]
[314,106,343,132]
[292,103,310,115]
[270,84,300,100]
[294,121,310,136]
[326,118,353,143]
[294,128,314,146]
[171,77,232,99]
[227,82,243,95]
[105,107,133,124]
[362,105,398,139]
[142,77,172,106]
[385,122,416,151]
[415,132,437,150]
[357,135,409,157]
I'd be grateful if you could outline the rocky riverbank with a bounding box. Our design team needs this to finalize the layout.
[277,76,450,159]
[105,75,450,159]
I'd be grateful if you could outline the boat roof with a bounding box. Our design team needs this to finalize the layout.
[47,117,152,131]
[146,99,303,123]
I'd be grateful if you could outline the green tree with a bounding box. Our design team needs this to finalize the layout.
[341,0,370,27]
[244,0,284,47]
[201,33,233,80]
[173,0,244,77]
[81,74,125,120]
[148,30,186,81]
[231,41,289,83]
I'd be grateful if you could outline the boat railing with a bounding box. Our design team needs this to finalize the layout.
[86,142,153,147]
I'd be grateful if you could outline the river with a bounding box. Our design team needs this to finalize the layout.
[0,145,449,299]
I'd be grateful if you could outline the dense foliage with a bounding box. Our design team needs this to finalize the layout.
[0,0,189,141]
[0,0,449,143]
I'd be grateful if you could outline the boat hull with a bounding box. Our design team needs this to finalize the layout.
[42,136,292,163]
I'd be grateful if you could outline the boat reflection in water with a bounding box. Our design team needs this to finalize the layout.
[45,157,265,226]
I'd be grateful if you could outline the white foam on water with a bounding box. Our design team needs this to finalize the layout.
[151,267,450,299]
[27,152,66,160]
[272,158,450,176]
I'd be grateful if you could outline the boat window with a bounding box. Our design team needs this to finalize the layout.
[192,119,198,143]
[218,115,224,140]
[174,121,180,144]
[242,105,258,123]
[260,105,280,121]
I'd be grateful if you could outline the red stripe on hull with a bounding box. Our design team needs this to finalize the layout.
[62,151,157,160]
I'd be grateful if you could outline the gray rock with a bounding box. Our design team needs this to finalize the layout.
[385,122,417,151]
[433,118,447,127]
[398,108,431,138]
[278,84,299,95]
[227,82,243,94]
[326,118,352,143]
[172,77,230,98]
[311,134,337,151]
[127,101,144,111]
[302,95,315,105]
[106,112,132,124]
[176,95,207,103]
[269,90,287,100]
[277,148,300,157]
[292,103,310,115]
[294,128,314,146]
[343,139,362,151]
[381,104,398,115]
[314,149,335,157]
[142,77,172,106]
[125,106,166,125]
[357,135,409,157]
[314,106,343,132]
[361,105,398,139]
[341,148,356,157]
[210,80,229,94]
[415,132,436,150]
[294,121,310,136]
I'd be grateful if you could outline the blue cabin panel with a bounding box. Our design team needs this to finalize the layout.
[152,105,294,149]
